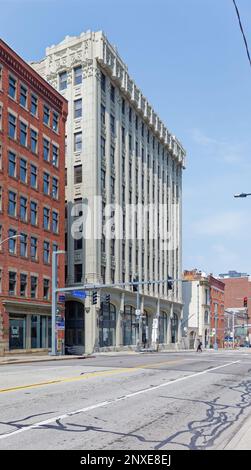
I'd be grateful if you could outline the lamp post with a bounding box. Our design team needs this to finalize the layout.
[0,234,22,247]
[51,250,65,356]
[234,193,251,198]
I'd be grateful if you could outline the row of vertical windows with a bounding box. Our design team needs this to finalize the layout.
[1,270,50,299]
[59,66,82,91]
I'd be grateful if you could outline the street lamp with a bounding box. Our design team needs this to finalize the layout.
[234,193,251,198]
[0,234,22,247]
[51,250,65,356]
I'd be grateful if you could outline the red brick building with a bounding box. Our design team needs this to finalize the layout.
[208,275,225,348]
[221,276,251,346]
[0,39,67,354]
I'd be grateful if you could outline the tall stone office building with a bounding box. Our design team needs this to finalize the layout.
[32,31,186,354]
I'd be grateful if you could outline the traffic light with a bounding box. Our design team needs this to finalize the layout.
[244,297,248,308]
[105,294,110,304]
[167,276,173,290]
[92,291,98,305]
[133,275,139,292]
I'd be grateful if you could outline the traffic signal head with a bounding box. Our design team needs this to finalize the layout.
[133,275,139,292]
[167,276,173,290]
[92,291,98,305]
[244,297,248,308]
[105,294,110,304]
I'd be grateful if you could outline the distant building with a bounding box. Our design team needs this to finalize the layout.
[208,275,225,348]
[221,275,251,346]
[182,270,211,349]
[219,270,249,279]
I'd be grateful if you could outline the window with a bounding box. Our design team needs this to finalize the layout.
[20,233,27,257]
[110,114,115,135]
[8,76,16,99]
[43,241,50,264]
[31,94,38,116]
[101,72,106,92]
[43,105,50,126]
[0,105,2,131]
[19,158,27,183]
[74,264,82,283]
[8,113,16,139]
[129,107,132,122]
[111,239,115,256]
[141,122,144,137]
[52,177,58,199]
[74,132,82,152]
[122,98,125,114]
[9,272,17,295]
[20,121,27,146]
[52,211,58,234]
[8,191,16,216]
[30,237,38,261]
[101,104,105,125]
[59,71,67,91]
[20,196,27,222]
[43,279,50,300]
[8,151,16,177]
[110,84,115,103]
[74,165,82,184]
[30,201,38,225]
[74,99,82,119]
[101,169,106,190]
[30,164,37,189]
[43,207,50,230]
[20,274,27,297]
[110,146,115,165]
[74,66,82,85]
[129,134,132,151]
[52,144,58,166]
[111,176,115,195]
[8,229,17,254]
[43,172,50,195]
[135,115,138,130]
[30,129,38,154]
[20,85,27,108]
[52,112,59,132]
[101,137,105,158]
[122,126,125,145]
[43,138,50,162]
[31,276,38,298]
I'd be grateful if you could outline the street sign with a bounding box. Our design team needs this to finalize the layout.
[58,294,65,302]
[135,309,141,317]
[72,290,87,299]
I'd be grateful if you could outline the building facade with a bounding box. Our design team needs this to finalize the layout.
[208,275,225,348]
[0,39,67,355]
[32,31,186,354]
[182,270,211,349]
[221,275,251,347]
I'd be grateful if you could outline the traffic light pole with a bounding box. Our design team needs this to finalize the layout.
[51,250,65,356]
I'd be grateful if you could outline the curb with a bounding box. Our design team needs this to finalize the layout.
[0,355,95,366]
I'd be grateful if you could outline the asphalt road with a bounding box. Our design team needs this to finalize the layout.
[0,350,251,450]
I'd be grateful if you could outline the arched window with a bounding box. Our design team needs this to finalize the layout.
[99,302,116,347]
[171,313,179,343]
[159,312,168,343]
[204,311,209,324]
[123,305,137,345]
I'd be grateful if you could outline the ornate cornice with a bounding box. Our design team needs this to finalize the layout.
[0,40,66,114]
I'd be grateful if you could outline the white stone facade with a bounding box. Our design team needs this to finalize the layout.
[32,31,186,354]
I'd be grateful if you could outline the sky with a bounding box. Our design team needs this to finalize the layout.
[1,0,251,276]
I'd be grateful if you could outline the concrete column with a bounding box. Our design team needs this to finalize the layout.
[116,293,124,347]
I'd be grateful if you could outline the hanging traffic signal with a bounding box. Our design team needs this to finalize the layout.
[167,276,173,290]
[133,275,139,292]
[92,291,98,305]
[105,294,110,304]
[244,297,248,308]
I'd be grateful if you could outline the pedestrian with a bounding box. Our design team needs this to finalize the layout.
[196,340,202,352]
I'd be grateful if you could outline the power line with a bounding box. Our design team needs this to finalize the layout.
[232,0,251,68]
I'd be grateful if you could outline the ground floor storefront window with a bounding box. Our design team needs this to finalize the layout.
[9,314,51,350]
[123,305,137,346]
[65,301,85,349]
[159,312,168,344]
[99,302,116,347]
[171,313,179,343]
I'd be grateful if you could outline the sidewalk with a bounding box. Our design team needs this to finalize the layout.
[225,413,251,450]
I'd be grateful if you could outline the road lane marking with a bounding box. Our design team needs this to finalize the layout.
[0,359,183,394]
[0,360,240,442]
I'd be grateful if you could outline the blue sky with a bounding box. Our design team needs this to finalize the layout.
[1,0,251,276]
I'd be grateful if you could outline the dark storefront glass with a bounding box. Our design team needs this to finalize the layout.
[123,305,137,346]
[159,312,168,344]
[9,316,26,350]
[99,302,116,347]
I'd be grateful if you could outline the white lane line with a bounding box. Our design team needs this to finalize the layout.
[0,360,240,442]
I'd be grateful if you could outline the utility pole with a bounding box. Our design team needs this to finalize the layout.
[51,250,65,356]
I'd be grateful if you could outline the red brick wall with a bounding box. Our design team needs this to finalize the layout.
[209,276,225,346]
